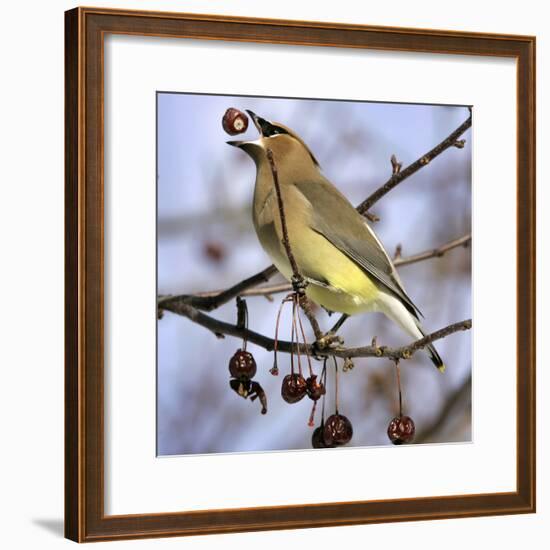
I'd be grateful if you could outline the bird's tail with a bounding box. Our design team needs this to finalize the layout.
[377,293,446,373]
[418,326,446,373]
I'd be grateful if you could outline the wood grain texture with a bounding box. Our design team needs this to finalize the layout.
[64,7,83,542]
[64,7,536,542]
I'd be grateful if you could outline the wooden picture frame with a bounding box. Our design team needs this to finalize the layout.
[65,6,536,542]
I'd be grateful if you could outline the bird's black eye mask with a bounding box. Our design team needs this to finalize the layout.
[257,118,289,138]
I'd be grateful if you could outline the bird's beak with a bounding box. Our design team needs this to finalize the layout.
[226,110,265,148]
[247,110,278,138]
[246,110,264,134]
[226,140,246,148]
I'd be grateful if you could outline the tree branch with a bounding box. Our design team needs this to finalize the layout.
[356,112,472,214]
[158,265,277,312]
[339,319,471,360]
[161,295,471,362]
[393,233,471,267]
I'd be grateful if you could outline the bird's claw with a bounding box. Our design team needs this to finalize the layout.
[291,275,308,294]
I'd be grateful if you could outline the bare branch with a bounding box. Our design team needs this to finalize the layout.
[393,233,471,268]
[160,296,471,362]
[339,319,471,360]
[356,112,472,214]
[158,265,277,312]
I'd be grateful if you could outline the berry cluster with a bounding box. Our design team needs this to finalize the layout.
[225,292,416,446]
[272,294,332,432]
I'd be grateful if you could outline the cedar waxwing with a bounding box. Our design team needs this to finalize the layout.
[228,110,445,371]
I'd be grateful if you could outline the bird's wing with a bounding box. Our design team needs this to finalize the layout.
[294,178,423,319]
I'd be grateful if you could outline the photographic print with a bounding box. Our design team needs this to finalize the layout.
[156,93,472,456]
[65,10,535,540]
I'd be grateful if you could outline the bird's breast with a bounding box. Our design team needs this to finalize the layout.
[252,184,379,314]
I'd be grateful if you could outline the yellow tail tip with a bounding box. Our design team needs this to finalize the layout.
[438,364,447,374]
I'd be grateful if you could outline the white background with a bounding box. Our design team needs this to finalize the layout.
[0,0,546,549]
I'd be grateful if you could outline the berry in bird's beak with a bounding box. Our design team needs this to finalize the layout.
[222,108,249,135]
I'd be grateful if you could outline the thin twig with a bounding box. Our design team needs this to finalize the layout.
[299,294,324,340]
[356,113,472,214]
[266,147,325,343]
[266,148,304,291]
[394,234,471,268]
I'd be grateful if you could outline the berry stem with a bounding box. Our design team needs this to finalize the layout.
[394,360,403,417]
[321,359,328,422]
[295,298,314,377]
[272,297,288,375]
[333,356,340,414]
[290,302,296,375]
[292,297,303,376]
[236,297,249,351]
[308,400,317,427]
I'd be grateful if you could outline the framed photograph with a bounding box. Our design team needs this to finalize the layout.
[65,7,535,542]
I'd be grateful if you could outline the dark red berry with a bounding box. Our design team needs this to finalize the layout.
[323,413,353,446]
[281,373,307,404]
[222,108,249,135]
[387,415,416,445]
[312,424,336,449]
[306,374,326,401]
[228,349,257,381]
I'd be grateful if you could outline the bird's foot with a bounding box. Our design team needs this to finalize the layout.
[291,275,308,295]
